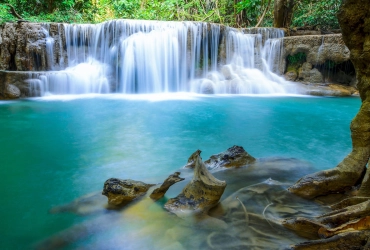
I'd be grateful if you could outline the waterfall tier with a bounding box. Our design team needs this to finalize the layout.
[28,20,290,96]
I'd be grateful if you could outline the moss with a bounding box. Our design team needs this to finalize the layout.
[287,65,298,73]
[286,52,306,72]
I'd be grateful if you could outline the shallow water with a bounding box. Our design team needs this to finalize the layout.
[0,95,360,249]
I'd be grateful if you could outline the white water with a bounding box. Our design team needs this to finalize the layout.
[29,20,291,96]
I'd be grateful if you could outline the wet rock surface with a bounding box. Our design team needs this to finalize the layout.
[285,1,370,248]
[282,34,350,72]
[150,172,185,200]
[102,178,154,206]
[0,22,66,71]
[298,82,358,96]
[0,83,20,99]
[165,152,226,215]
[204,145,256,169]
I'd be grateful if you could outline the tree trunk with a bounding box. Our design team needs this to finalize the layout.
[255,0,272,27]
[288,0,370,199]
[274,0,295,28]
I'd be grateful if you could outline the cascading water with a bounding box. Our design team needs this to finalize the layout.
[29,20,291,96]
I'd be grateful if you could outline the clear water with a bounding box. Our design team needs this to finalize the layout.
[0,95,360,249]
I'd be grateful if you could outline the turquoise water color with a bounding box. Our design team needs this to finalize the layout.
[0,95,360,249]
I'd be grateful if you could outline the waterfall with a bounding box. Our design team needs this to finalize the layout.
[30,20,290,96]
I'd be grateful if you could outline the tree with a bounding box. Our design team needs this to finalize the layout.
[273,0,295,28]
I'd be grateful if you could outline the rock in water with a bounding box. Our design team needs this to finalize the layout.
[184,149,202,168]
[150,172,185,200]
[164,152,226,216]
[102,178,154,206]
[205,145,256,169]
[1,84,21,99]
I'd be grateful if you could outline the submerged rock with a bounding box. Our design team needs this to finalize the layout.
[298,82,358,96]
[102,178,154,206]
[50,192,108,215]
[165,151,226,215]
[205,145,256,169]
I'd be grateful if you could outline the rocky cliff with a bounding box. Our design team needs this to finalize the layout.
[0,22,66,71]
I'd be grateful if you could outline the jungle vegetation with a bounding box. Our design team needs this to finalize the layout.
[0,0,340,30]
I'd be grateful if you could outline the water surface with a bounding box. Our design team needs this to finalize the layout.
[0,95,360,249]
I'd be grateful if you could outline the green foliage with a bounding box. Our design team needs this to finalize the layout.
[288,52,306,65]
[0,4,16,23]
[0,0,341,30]
[235,0,274,27]
[287,52,306,71]
[292,0,341,30]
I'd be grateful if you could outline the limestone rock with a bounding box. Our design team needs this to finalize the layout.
[150,172,185,200]
[49,191,107,215]
[284,70,298,81]
[0,22,67,71]
[298,82,358,97]
[298,62,312,80]
[185,149,202,168]
[292,230,370,250]
[102,178,154,206]
[205,145,256,169]
[282,34,350,74]
[307,68,323,83]
[2,84,20,99]
[164,151,226,215]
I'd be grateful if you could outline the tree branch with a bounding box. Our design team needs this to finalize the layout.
[256,0,272,27]
[6,4,23,20]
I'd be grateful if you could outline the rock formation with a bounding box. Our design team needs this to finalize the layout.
[102,178,154,206]
[185,146,256,170]
[150,172,185,200]
[285,0,370,248]
[204,145,256,169]
[0,83,20,99]
[0,22,66,71]
[283,34,350,69]
[289,0,370,200]
[185,149,202,168]
[165,151,226,216]
[282,34,356,89]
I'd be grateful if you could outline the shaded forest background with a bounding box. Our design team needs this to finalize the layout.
[0,0,340,30]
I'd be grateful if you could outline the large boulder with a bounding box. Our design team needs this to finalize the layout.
[307,68,324,83]
[165,152,226,216]
[102,178,154,206]
[285,70,298,81]
[1,83,20,99]
[298,63,323,83]
[298,62,312,80]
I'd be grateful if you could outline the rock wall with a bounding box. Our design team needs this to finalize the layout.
[282,34,355,86]
[0,22,66,71]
